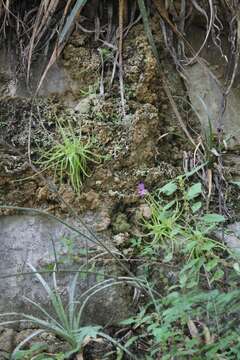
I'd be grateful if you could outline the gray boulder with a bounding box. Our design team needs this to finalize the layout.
[215,222,240,253]
[0,214,131,326]
[185,64,240,150]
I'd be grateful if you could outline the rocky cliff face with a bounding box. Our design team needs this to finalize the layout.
[1,14,240,357]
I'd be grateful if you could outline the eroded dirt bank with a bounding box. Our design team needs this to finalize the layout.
[0,22,192,224]
[1,13,240,358]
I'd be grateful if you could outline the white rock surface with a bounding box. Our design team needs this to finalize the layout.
[185,64,240,149]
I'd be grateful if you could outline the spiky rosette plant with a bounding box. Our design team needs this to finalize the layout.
[37,121,99,192]
[0,264,136,359]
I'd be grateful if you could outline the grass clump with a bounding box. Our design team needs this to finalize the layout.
[37,122,99,192]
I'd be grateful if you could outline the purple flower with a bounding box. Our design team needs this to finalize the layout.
[137,182,148,197]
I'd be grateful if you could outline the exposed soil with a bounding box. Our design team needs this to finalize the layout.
[0,23,194,226]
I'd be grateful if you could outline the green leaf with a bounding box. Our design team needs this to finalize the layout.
[75,326,101,344]
[201,214,225,224]
[163,199,176,211]
[205,258,219,272]
[96,271,105,283]
[13,343,48,360]
[186,278,199,289]
[191,201,202,213]
[123,335,139,349]
[230,181,240,187]
[184,163,207,178]
[152,326,172,342]
[63,327,101,359]
[119,318,136,326]
[179,273,188,288]
[163,253,173,263]
[201,242,217,251]
[159,182,177,196]
[186,183,202,200]
[34,356,53,360]
[233,262,240,273]
[210,269,224,283]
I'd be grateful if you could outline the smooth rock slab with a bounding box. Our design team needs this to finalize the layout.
[185,64,240,150]
[0,214,131,325]
[215,222,240,253]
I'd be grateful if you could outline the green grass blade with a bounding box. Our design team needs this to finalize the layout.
[11,330,44,360]
[27,263,52,295]
[68,271,80,329]
[22,296,63,329]
[99,332,135,359]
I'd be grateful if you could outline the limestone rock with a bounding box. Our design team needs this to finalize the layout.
[74,97,91,114]
[113,233,129,246]
[112,213,131,234]
[0,351,9,359]
[81,190,100,210]
[0,214,131,326]
[95,211,111,232]
[215,222,240,253]
[185,64,240,150]
[0,329,15,353]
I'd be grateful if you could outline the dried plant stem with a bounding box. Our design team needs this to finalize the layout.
[118,0,126,117]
